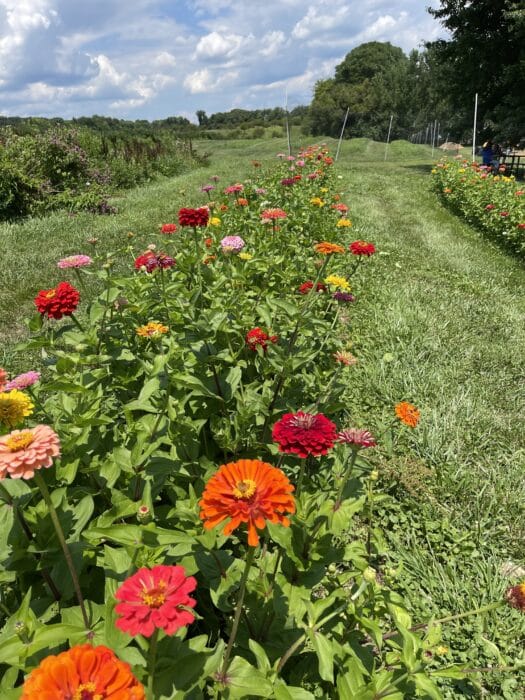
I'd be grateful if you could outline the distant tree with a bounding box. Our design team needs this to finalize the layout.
[427,0,525,141]
[196,110,208,126]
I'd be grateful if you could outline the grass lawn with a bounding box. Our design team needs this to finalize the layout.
[1,136,524,696]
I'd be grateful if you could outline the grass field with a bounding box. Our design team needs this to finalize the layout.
[1,136,524,696]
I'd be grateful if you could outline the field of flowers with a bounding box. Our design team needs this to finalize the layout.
[0,145,523,699]
[431,159,525,256]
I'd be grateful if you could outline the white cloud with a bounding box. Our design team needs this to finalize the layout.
[0,0,448,118]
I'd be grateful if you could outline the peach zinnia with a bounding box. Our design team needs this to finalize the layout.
[20,644,145,699]
[199,459,295,546]
[115,564,197,637]
[0,425,60,479]
[395,401,420,428]
[314,242,345,255]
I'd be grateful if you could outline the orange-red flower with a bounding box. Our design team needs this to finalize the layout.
[0,368,6,391]
[199,459,295,546]
[314,242,345,255]
[395,402,420,428]
[20,644,145,699]
[34,282,80,319]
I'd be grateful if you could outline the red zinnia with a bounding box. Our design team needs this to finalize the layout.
[298,281,327,294]
[34,282,80,320]
[20,644,145,699]
[115,565,197,637]
[350,240,376,256]
[246,327,278,352]
[272,411,337,458]
[506,582,525,613]
[199,459,295,546]
[160,223,177,234]
[178,207,209,227]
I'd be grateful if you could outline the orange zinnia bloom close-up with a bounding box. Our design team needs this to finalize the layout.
[314,242,346,255]
[395,401,421,428]
[199,459,295,546]
[20,644,145,699]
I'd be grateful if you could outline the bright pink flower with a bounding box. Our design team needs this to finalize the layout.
[5,371,41,391]
[115,565,197,637]
[57,255,92,269]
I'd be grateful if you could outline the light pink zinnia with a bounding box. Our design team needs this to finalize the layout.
[0,425,61,479]
[5,371,41,391]
[115,564,197,637]
[337,428,377,449]
[220,235,245,253]
[57,254,93,269]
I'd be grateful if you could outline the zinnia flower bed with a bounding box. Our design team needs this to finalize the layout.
[431,159,525,256]
[0,144,519,699]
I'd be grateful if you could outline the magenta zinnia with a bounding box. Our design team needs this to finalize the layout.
[337,428,377,448]
[272,411,337,458]
[57,254,93,269]
[5,371,41,391]
[115,565,197,637]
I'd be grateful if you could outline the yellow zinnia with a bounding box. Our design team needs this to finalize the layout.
[239,252,253,260]
[136,322,169,338]
[336,218,352,228]
[310,197,325,207]
[0,390,34,428]
[324,274,351,291]
[209,217,221,227]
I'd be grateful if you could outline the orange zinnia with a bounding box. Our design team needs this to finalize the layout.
[20,644,145,699]
[314,242,346,255]
[395,401,420,428]
[199,459,295,546]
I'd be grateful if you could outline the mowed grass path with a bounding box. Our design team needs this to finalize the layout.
[1,137,524,693]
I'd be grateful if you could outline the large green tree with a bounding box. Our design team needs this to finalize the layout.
[427,0,525,142]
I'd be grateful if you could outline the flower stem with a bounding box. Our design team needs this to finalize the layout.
[147,628,159,700]
[69,313,85,333]
[382,602,504,641]
[33,471,91,631]
[0,482,61,601]
[333,447,358,511]
[221,547,255,676]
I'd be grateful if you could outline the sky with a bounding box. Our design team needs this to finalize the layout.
[0,0,447,122]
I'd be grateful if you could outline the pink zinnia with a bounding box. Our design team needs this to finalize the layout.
[5,371,41,391]
[272,411,337,458]
[0,425,60,479]
[220,235,245,253]
[337,428,376,448]
[115,565,197,637]
[224,183,244,194]
[57,254,92,269]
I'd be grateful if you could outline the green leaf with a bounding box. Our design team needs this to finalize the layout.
[309,631,334,683]
[222,656,273,698]
[249,638,271,672]
[413,673,442,700]
[274,681,316,700]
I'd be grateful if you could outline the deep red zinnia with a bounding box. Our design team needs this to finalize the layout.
[272,411,337,458]
[34,282,80,319]
[298,281,327,294]
[350,240,376,256]
[115,564,197,637]
[246,327,278,352]
[178,207,209,227]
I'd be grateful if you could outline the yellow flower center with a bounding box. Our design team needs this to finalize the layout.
[6,432,35,452]
[232,479,257,499]
[45,290,56,299]
[73,682,102,700]
[141,580,167,608]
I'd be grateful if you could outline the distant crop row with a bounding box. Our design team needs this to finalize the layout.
[432,160,525,256]
[0,127,205,221]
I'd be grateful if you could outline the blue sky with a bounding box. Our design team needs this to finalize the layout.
[0,0,447,121]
